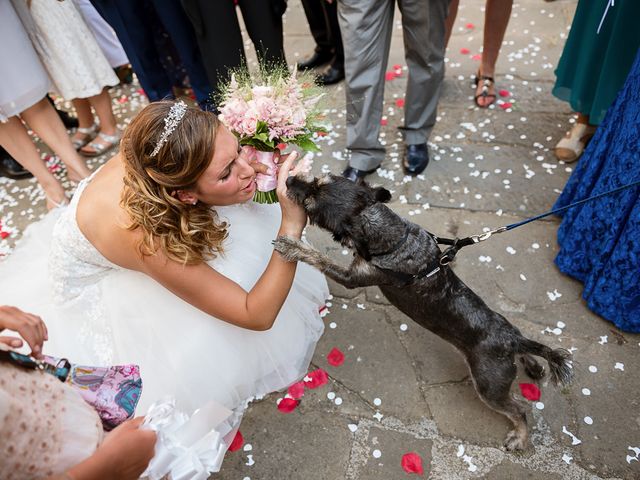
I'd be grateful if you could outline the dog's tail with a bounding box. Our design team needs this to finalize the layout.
[517,338,574,386]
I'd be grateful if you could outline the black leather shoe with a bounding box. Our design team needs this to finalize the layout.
[0,151,32,180]
[317,64,345,86]
[297,49,333,71]
[402,143,429,176]
[342,166,376,183]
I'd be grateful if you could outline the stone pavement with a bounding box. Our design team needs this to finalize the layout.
[1,1,639,479]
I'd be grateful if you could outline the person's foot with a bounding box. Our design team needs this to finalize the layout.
[79,129,122,158]
[114,64,133,85]
[317,64,345,86]
[474,70,496,108]
[554,122,596,162]
[0,151,32,180]
[402,143,429,176]
[71,123,99,150]
[297,49,333,71]
[342,166,376,183]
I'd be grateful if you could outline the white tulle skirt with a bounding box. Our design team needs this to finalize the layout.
[0,201,328,477]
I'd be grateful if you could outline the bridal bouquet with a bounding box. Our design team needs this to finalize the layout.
[218,66,325,203]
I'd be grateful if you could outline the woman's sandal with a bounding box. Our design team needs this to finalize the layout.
[80,130,122,157]
[474,71,497,108]
[71,123,99,150]
[554,122,597,162]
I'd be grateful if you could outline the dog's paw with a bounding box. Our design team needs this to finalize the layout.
[273,236,307,262]
[503,429,528,452]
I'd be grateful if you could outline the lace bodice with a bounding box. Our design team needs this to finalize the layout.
[49,176,120,306]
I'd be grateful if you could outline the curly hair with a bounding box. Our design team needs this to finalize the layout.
[120,101,228,265]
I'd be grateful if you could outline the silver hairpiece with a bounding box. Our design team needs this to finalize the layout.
[150,101,188,157]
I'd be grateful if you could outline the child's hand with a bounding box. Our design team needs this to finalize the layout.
[0,305,47,358]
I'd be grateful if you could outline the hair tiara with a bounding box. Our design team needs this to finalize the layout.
[150,100,188,157]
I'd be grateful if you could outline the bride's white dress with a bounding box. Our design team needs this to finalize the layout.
[0,174,328,477]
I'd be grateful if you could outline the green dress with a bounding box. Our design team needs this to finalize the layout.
[553,0,640,125]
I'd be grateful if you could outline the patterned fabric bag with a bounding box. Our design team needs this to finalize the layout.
[0,346,142,431]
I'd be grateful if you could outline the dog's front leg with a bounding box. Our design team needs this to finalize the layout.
[273,236,387,288]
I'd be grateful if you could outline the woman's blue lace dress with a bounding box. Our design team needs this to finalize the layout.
[554,49,640,332]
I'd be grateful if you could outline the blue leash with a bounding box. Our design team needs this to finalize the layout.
[430,179,640,267]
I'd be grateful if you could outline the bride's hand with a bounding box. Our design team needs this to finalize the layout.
[276,151,307,237]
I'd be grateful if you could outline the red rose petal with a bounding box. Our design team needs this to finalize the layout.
[393,64,402,70]
[304,368,328,389]
[519,383,541,401]
[277,397,300,413]
[287,381,305,399]
[136,88,145,96]
[465,22,475,29]
[401,452,424,475]
[459,47,470,55]
[0,231,8,239]
[395,98,405,108]
[327,347,345,367]
[380,118,388,126]
[471,54,482,61]
[385,72,396,81]
[499,102,513,110]
[228,430,244,452]
[498,89,510,97]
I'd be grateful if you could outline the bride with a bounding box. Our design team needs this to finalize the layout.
[0,100,328,477]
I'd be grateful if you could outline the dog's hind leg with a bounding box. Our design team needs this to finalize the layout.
[469,354,529,451]
[520,354,545,380]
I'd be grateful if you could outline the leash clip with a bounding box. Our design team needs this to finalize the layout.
[470,226,507,243]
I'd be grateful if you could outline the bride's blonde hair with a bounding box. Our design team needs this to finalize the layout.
[120,101,228,265]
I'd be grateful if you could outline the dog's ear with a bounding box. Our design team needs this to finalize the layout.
[373,187,392,203]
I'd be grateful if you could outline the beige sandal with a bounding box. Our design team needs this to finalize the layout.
[80,130,122,157]
[554,122,597,162]
[71,123,99,150]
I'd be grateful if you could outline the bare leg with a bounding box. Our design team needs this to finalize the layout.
[80,88,119,155]
[444,0,459,48]
[20,98,91,182]
[0,116,66,209]
[70,98,97,148]
[476,0,513,107]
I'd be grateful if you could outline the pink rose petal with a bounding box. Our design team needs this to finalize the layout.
[287,381,305,399]
[305,368,328,389]
[499,102,513,110]
[519,383,541,401]
[277,397,300,413]
[401,452,424,475]
[498,89,510,97]
[460,48,470,55]
[327,348,345,367]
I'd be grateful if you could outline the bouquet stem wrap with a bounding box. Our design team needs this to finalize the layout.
[254,150,279,204]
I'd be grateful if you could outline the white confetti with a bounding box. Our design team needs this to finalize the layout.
[506,246,516,254]
[246,454,255,466]
[535,402,544,410]
[456,444,465,457]
[557,321,566,328]
[582,388,591,396]
[348,424,358,433]
[532,243,540,249]
[546,289,563,301]
[372,449,382,459]
[334,397,343,406]
[615,362,625,371]
[244,444,253,452]
[356,304,365,310]
[327,391,336,400]
[562,426,582,445]
[562,453,573,464]
[329,322,337,329]
[373,398,382,406]
[399,323,408,331]
[519,273,527,281]
[627,446,640,464]
[598,335,608,345]
[373,411,383,421]
[584,416,593,425]
[589,365,598,373]
[552,328,562,335]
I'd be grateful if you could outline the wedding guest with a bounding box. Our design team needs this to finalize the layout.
[0,101,328,476]
[89,0,213,109]
[0,305,156,480]
[0,1,91,208]
[181,0,287,98]
[554,48,640,333]
[298,0,345,86]
[552,0,640,162]
[338,0,450,180]
[12,0,121,158]
[73,0,132,83]
[445,0,512,108]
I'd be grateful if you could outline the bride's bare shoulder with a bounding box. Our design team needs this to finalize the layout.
[76,155,142,269]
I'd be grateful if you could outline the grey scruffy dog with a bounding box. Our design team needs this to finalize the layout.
[274,173,573,451]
